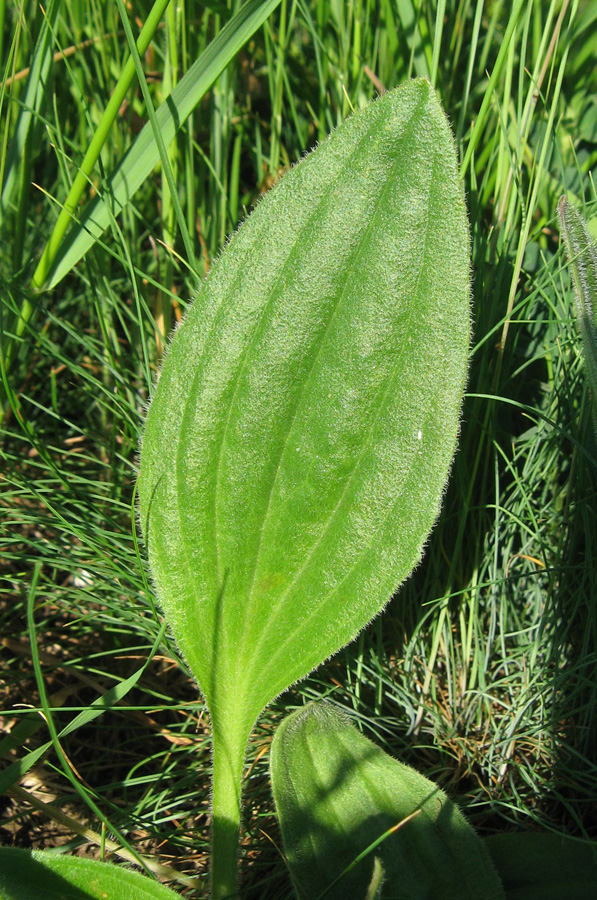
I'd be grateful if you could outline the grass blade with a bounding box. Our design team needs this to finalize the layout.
[29,0,171,293]
[0,597,167,796]
[460,0,527,177]
[42,0,283,291]
[0,0,60,227]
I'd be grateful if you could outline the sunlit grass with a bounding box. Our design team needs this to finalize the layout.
[1,0,597,896]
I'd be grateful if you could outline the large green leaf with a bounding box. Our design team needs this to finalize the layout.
[484,833,597,900]
[271,703,505,900]
[138,77,470,895]
[0,849,180,900]
[139,75,469,744]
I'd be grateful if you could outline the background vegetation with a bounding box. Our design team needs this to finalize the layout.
[1,0,596,896]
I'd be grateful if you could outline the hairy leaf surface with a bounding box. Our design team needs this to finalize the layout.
[558,197,597,434]
[271,703,505,900]
[139,78,469,749]
[0,849,179,900]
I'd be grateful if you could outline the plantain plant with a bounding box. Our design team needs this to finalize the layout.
[137,77,470,898]
[3,75,596,900]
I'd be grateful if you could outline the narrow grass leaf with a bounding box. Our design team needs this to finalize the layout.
[459,0,527,177]
[0,848,180,900]
[395,0,431,78]
[0,621,167,796]
[114,0,196,273]
[44,0,284,290]
[30,0,172,291]
[0,0,60,225]
[270,703,505,900]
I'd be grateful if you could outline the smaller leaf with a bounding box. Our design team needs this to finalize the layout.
[271,703,505,900]
[484,833,597,900]
[0,849,180,900]
[558,196,597,435]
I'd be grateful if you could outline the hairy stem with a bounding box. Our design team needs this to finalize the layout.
[210,724,247,900]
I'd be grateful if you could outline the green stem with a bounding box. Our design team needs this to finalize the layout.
[211,724,247,900]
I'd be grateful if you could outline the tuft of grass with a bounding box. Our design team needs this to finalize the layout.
[1,0,597,896]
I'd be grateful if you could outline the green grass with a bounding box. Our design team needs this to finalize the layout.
[1,0,597,896]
